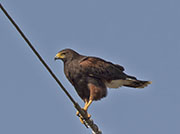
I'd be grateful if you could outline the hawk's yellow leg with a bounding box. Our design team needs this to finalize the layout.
[76,100,93,124]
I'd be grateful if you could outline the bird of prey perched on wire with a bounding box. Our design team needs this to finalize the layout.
[54,49,151,123]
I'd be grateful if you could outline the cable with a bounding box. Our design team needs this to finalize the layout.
[0,3,102,134]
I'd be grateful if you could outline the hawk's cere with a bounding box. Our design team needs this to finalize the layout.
[55,49,151,123]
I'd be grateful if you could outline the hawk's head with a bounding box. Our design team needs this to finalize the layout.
[54,49,79,63]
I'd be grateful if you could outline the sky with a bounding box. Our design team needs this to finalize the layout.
[0,0,180,134]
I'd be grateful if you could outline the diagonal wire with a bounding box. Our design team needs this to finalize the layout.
[0,3,102,134]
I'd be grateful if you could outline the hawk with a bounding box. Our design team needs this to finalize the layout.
[55,49,151,123]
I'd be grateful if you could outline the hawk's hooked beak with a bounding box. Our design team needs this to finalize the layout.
[54,52,64,60]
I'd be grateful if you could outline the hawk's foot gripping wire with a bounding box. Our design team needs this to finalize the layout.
[76,108,91,124]
[76,99,93,124]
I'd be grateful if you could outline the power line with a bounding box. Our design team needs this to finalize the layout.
[0,3,102,134]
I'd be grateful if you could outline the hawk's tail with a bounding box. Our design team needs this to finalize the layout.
[123,76,152,88]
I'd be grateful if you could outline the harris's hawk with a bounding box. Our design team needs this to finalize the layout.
[55,49,151,123]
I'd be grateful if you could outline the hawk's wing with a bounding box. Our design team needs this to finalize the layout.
[79,57,126,81]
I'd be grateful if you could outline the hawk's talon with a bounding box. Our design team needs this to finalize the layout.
[79,117,85,124]
[79,114,91,124]
[76,109,91,124]
[87,113,91,118]
[76,111,80,117]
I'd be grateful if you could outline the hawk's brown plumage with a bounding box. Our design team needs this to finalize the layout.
[55,48,151,122]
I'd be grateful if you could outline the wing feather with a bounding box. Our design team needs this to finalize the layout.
[79,57,126,80]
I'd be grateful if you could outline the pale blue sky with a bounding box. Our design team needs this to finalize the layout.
[0,0,180,134]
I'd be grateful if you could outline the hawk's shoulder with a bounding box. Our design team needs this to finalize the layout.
[79,56,124,71]
[79,56,125,80]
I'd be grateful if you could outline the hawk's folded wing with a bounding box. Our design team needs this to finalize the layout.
[79,57,126,81]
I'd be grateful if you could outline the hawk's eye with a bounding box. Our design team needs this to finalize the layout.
[61,52,66,56]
